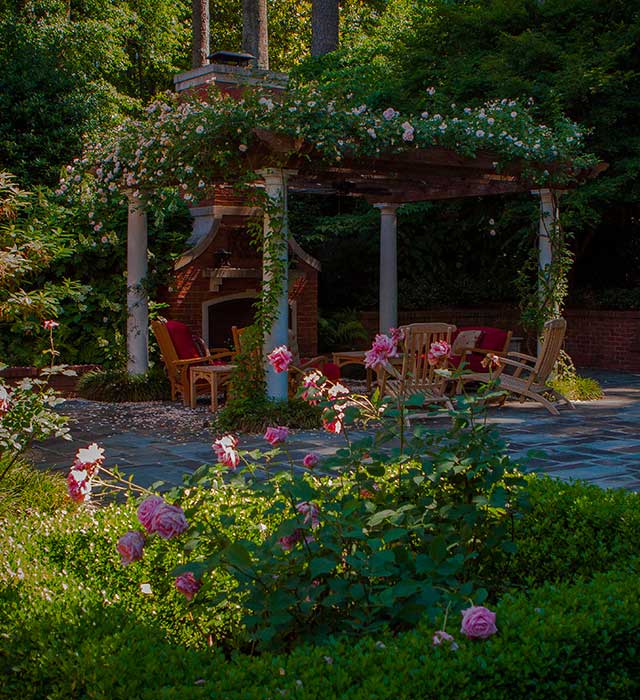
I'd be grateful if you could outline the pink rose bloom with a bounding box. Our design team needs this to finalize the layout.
[279,531,302,551]
[73,443,105,476]
[67,468,91,503]
[303,453,319,468]
[301,370,324,403]
[175,572,201,601]
[43,319,59,330]
[117,530,145,566]
[427,340,451,367]
[279,530,314,550]
[382,107,398,120]
[364,333,397,370]
[323,415,343,434]
[432,630,455,646]
[389,327,405,345]
[296,501,320,529]
[460,605,498,639]
[264,426,289,446]
[327,382,349,400]
[150,503,189,540]
[267,345,293,373]
[302,370,323,388]
[402,127,415,142]
[0,385,10,414]
[137,495,165,533]
[212,434,240,468]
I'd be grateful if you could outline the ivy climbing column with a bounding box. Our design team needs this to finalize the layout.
[536,188,559,316]
[126,193,149,375]
[259,168,296,400]
[375,203,400,334]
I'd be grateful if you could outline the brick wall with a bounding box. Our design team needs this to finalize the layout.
[0,365,100,397]
[564,309,640,372]
[160,219,319,355]
[359,307,640,372]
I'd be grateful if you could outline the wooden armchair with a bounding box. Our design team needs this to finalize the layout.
[459,318,574,415]
[379,323,455,411]
[151,319,234,406]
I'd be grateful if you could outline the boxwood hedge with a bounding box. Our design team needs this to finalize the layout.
[2,469,640,699]
[1,567,639,700]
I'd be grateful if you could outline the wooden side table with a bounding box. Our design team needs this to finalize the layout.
[331,350,374,392]
[189,364,236,411]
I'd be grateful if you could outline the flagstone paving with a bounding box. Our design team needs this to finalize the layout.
[29,370,640,491]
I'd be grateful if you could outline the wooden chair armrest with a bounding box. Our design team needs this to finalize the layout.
[298,355,330,371]
[173,357,209,367]
[208,349,235,362]
[507,351,537,364]
[464,347,509,357]
[498,357,537,378]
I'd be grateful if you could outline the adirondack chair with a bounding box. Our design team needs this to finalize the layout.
[379,322,456,411]
[459,318,574,415]
[151,319,234,406]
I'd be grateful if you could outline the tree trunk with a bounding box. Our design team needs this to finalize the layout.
[242,0,269,70]
[191,0,210,69]
[311,0,339,57]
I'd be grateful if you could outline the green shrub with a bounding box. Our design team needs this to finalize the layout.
[77,366,170,402]
[2,566,640,700]
[548,375,604,401]
[485,475,640,588]
[213,395,322,433]
[548,351,603,401]
[0,455,68,516]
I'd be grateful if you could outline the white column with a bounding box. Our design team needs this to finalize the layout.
[533,188,561,353]
[126,193,149,375]
[258,169,296,400]
[375,203,400,334]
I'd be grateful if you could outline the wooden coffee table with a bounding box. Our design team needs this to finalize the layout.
[189,364,236,411]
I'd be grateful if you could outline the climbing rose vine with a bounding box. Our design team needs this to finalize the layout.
[56,84,595,213]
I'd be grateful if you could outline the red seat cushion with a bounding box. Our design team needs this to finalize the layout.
[166,320,201,360]
[322,362,341,381]
[301,358,341,381]
[451,326,509,372]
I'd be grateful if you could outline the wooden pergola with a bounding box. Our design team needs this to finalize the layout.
[126,129,605,400]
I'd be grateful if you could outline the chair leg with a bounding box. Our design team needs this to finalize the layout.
[551,389,575,409]
[518,388,560,415]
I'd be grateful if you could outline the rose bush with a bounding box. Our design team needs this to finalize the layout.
[107,335,527,651]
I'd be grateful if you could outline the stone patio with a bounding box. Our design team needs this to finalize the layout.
[29,370,640,491]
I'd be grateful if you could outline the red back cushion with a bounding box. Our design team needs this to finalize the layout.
[453,326,509,372]
[166,320,201,359]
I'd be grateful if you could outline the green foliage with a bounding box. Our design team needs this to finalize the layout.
[3,459,640,698]
[0,0,190,186]
[548,375,603,401]
[0,375,70,482]
[77,366,171,403]
[0,455,67,517]
[486,475,640,589]
[172,379,528,652]
[213,396,322,433]
[547,350,603,401]
[318,308,369,352]
[2,558,640,699]
[0,175,191,368]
